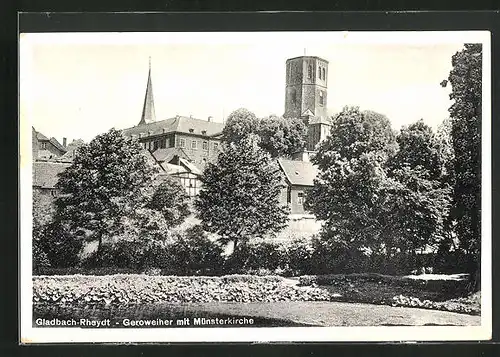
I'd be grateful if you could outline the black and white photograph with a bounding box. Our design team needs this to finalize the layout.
[19,30,491,343]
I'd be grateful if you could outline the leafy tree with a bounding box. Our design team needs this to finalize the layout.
[222,108,261,144]
[387,120,452,257]
[306,108,451,272]
[306,107,397,254]
[146,176,191,228]
[222,108,307,158]
[53,128,163,260]
[388,119,444,181]
[258,115,307,157]
[442,43,482,283]
[195,134,289,252]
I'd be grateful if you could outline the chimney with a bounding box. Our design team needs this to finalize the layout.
[208,116,213,122]
[63,137,67,147]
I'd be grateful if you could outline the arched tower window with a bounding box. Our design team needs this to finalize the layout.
[322,68,326,80]
[319,90,324,106]
[308,65,312,79]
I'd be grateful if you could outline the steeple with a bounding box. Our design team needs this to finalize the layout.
[138,57,156,125]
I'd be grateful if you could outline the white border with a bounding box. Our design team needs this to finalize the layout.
[19,30,492,343]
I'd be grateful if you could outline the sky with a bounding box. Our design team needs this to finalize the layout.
[19,31,483,143]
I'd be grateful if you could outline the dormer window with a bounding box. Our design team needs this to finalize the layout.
[189,128,194,133]
[201,130,207,135]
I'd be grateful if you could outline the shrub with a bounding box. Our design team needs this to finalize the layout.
[281,237,314,276]
[83,240,144,269]
[39,222,84,268]
[166,226,225,275]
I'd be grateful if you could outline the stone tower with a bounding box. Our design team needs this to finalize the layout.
[138,57,156,125]
[284,56,331,152]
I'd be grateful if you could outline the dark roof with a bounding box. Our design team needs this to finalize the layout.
[49,137,67,153]
[152,147,192,163]
[122,116,224,139]
[57,140,85,162]
[286,55,329,64]
[34,129,49,141]
[33,161,71,189]
[278,159,318,187]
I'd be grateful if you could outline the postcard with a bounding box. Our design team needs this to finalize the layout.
[19,30,491,343]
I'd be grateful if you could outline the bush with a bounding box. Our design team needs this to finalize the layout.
[39,222,84,268]
[226,241,283,273]
[32,274,333,306]
[166,226,225,275]
[83,240,145,269]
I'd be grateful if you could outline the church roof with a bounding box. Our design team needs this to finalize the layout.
[33,161,71,189]
[122,116,224,139]
[138,59,156,125]
[278,159,318,187]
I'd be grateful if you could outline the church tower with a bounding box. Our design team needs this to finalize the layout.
[138,57,156,125]
[284,55,331,152]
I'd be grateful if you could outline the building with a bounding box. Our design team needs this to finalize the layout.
[32,160,72,209]
[121,60,224,173]
[32,127,67,160]
[284,56,332,153]
[277,159,318,215]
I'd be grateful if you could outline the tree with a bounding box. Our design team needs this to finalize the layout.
[53,128,159,259]
[389,119,445,181]
[306,107,451,272]
[146,176,191,228]
[306,107,398,254]
[258,115,307,157]
[222,108,307,158]
[195,134,289,251]
[222,108,261,144]
[442,43,482,283]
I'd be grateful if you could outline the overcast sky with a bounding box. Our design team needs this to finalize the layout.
[20,32,482,143]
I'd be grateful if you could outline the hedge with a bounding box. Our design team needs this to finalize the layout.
[33,274,335,306]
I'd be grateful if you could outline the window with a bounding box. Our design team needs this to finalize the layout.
[153,140,160,151]
[297,191,304,205]
[202,141,209,150]
[191,140,198,150]
[308,65,312,79]
[148,141,152,150]
[291,88,297,104]
[322,68,326,80]
[319,91,324,106]
[50,189,58,197]
[179,138,186,148]
[213,142,219,150]
[169,136,175,148]
[318,67,322,79]
[40,142,47,149]
[160,139,166,149]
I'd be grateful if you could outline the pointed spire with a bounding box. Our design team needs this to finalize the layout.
[138,56,156,125]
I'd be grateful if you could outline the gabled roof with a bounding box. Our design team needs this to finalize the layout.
[278,159,318,187]
[33,127,49,141]
[122,116,225,139]
[49,137,67,153]
[152,147,192,163]
[33,161,71,189]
